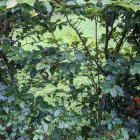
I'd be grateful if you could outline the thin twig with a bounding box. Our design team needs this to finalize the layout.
[95,16,100,88]
[104,18,109,59]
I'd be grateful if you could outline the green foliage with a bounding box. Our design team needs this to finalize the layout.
[0,0,140,139]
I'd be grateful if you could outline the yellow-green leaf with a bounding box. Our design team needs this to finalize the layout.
[112,2,140,12]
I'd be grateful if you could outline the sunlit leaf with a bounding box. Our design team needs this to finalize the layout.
[121,128,129,139]
[16,0,36,5]
[112,2,140,11]
[36,63,48,70]
[6,0,17,9]
[103,0,111,5]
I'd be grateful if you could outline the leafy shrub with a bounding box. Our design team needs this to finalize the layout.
[0,0,140,139]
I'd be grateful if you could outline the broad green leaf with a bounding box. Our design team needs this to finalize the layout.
[0,1,6,7]
[130,63,140,75]
[75,0,85,4]
[36,63,48,70]
[124,0,140,3]
[75,50,84,62]
[33,135,40,140]
[6,0,17,9]
[111,87,117,97]
[102,82,112,93]
[9,55,22,61]
[135,55,140,62]
[45,4,52,13]
[75,136,83,140]
[47,124,54,135]
[21,85,30,93]
[3,107,9,113]
[0,94,6,101]
[29,10,37,17]
[106,75,112,81]
[81,105,87,115]
[59,121,68,129]
[34,129,44,134]
[18,115,25,121]
[16,0,36,6]
[113,118,122,125]
[43,123,48,131]
[45,115,53,121]
[111,110,117,118]
[0,82,7,92]
[39,0,50,3]
[16,0,26,3]
[121,128,129,139]
[67,1,76,5]
[103,0,111,5]
[54,108,62,117]
[114,85,124,95]
[30,69,37,78]
[113,2,140,11]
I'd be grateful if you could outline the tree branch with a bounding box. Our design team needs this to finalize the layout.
[115,29,127,53]
[65,12,106,75]
[104,19,109,59]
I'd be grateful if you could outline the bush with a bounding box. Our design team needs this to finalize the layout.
[0,0,140,139]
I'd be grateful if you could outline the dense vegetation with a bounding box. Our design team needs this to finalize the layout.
[0,0,140,139]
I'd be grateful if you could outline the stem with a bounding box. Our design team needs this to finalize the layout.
[95,16,100,88]
[104,18,109,59]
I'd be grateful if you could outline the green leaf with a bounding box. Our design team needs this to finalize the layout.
[121,128,129,139]
[67,1,76,5]
[21,85,30,93]
[9,55,22,61]
[112,2,140,11]
[130,63,140,75]
[47,124,54,135]
[110,87,118,97]
[103,0,111,5]
[40,0,50,4]
[45,115,53,121]
[75,136,83,140]
[75,50,84,62]
[43,123,48,131]
[36,63,48,70]
[114,85,124,95]
[45,4,52,13]
[36,45,44,50]
[75,0,85,4]
[33,135,40,140]
[54,108,62,117]
[0,94,6,101]
[81,105,87,115]
[3,107,9,113]
[106,75,112,81]
[102,82,112,93]
[30,69,37,78]
[29,10,37,17]
[6,0,17,9]
[113,118,122,125]
[0,1,6,7]
[16,0,36,6]
[59,121,68,129]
